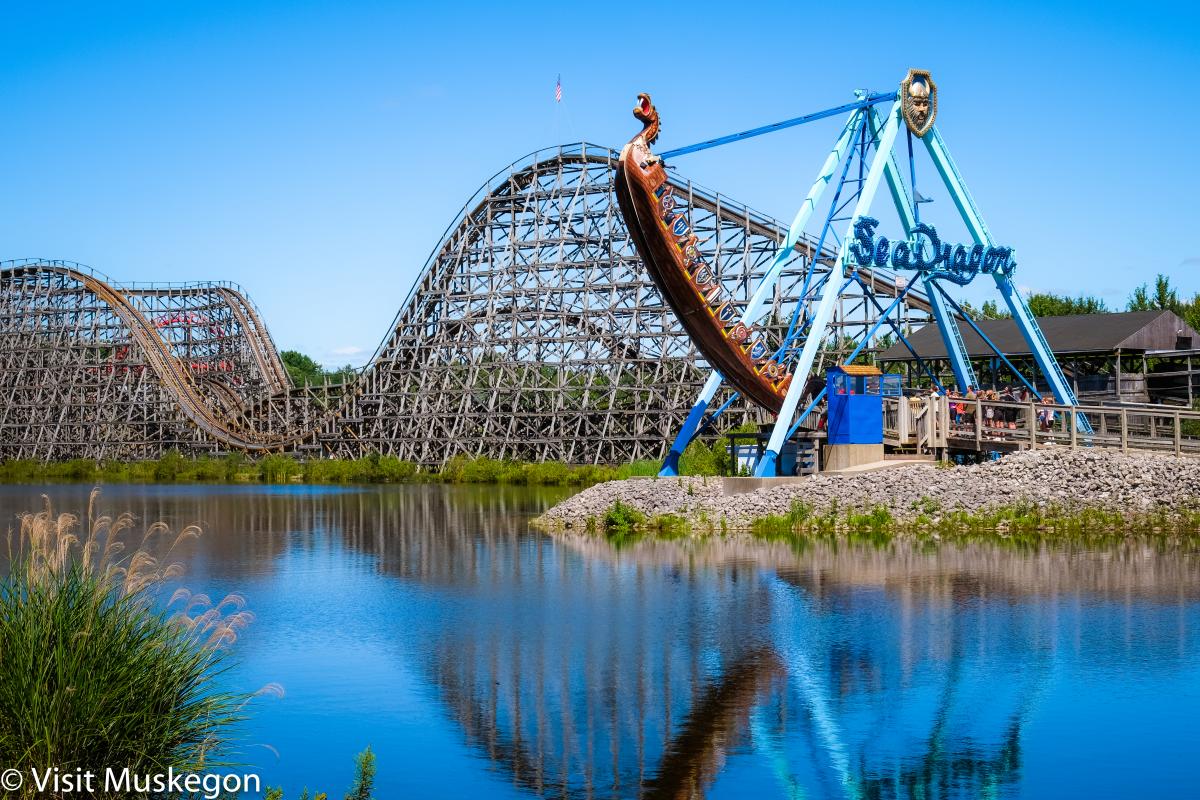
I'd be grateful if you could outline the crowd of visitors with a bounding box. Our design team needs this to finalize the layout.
[938,385,1060,435]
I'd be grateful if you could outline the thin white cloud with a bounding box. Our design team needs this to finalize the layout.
[329,345,365,357]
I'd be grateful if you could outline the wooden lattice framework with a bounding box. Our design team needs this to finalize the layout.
[1,144,935,464]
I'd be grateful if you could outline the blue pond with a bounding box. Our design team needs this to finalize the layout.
[2,483,1197,799]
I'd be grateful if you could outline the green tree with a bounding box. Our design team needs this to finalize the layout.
[282,351,359,387]
[282,350,325,386]
[345,746,376,800]
[978,300,1007,320]
[1025,292,1108,317]
[1127,273,1200,333]
[1128,274,1178,312]
[974,293,1107,320]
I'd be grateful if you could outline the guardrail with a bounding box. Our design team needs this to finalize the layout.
[885,396,1200,457]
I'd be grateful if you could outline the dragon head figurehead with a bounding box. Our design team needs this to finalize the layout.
[633,93,660,146]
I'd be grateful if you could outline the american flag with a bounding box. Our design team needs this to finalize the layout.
[555,74,562,103]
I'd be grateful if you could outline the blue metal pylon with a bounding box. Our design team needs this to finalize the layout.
[753,101,903,476]
[655,75,1090,478]
[923,127,1093,433]
[657,107,867,476]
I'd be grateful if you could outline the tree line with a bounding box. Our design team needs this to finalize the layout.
[969,273,1200,332]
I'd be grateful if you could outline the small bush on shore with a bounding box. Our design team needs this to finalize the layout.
[259,453,302,483]
[651,513,690,537]
[603,501,646,534]
[616,460,661,478]
[265,747,376,800]
[678,439,721,477]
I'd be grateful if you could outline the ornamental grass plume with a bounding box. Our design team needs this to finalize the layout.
[0,489,263,798]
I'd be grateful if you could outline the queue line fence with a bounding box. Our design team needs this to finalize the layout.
[884,396,1200,457]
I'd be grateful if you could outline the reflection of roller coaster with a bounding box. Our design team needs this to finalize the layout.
[2,144,940,463]
[92,487,1200,798]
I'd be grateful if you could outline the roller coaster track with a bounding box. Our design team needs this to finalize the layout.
[62,265,307,449]
[1,262,331,451]
[211,286,291,395]
[2,144,941,463]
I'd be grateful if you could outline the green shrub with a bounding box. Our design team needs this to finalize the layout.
[222,452,245,482]
[651,513,690,537]
[515,461,572,486]
[439,454,469,483]
[678,439,721,477]
[616,460,661,478]
[0,459,39,482]
[602,500,646,533]
[458,456,507,484]
[259,453,301,483]
[1183,400,1200,438]
[189,456,226,482]
[0,493,256,796]
[372,455,417,483]
[153,448,187,481]
[61,458,99,481]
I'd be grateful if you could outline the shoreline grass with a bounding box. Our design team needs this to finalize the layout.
[557,497,1200,545]
[0,492,262,798]
[0,431,734,489]
[0,452,687,488]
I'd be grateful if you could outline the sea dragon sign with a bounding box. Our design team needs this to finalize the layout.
[848,217,1016,286]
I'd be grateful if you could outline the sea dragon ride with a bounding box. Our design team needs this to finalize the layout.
[614,94,791,413]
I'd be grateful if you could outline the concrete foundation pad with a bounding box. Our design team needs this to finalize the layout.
[719,476,812,494]
[824,443,884,471]
[824,457,933,474]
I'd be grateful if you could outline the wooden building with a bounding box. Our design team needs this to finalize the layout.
[876,310,1200,405]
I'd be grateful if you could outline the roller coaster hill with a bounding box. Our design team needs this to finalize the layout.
[4,71,1199,469]
[2,145,867,464]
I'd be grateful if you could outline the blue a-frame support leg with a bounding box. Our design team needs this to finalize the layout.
[870,107,978,391]
[658,109,864,476]
[923,128,1092,432]
[753,102,903,477]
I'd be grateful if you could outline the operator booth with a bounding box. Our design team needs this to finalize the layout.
[824,365,898,469]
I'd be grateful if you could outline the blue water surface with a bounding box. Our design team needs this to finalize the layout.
[1,483,1196,799]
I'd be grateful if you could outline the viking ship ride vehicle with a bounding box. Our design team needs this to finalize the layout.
[615,94,791,414]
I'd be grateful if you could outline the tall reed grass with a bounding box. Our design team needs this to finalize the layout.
[0,490,268,798]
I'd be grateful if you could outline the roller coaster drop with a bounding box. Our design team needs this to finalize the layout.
[616,69,1092,477]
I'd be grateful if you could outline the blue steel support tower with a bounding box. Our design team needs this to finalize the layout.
[649,71,1090,478]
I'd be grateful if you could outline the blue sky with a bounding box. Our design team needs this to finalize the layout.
[3,1,1198,366]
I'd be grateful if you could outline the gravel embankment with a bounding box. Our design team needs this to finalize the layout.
[537,449,1200,530]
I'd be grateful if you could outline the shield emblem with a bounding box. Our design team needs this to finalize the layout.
[670,215,689,238]
[900,69,937,137]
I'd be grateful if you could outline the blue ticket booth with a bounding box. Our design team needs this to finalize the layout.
[826,365,892,445]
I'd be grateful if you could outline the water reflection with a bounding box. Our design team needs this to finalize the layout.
[1,485,1196,799]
